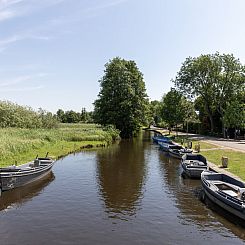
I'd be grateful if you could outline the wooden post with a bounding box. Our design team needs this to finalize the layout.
[222,156,228,168]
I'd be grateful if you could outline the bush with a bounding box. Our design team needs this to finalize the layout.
[0,101,58,129]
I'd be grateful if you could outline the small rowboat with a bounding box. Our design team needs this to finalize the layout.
[0,156,55,195]
[181,153,207,178]
[201,170,245,221]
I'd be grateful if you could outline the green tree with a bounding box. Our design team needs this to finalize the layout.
[65,110,80,123]
[174,53,245,135]
[214,54,245,136]
[56,109,65,122]
[224,100,245,130]
[173,54,220,133]
[94,57,149,138]
[148,100,162,126]
[161,88,190,131]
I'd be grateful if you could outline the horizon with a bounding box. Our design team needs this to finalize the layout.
[0,0,245,113]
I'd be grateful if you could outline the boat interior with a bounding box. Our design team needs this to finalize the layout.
[184,154,207,164]
[185,160,206,166]
[205,173,245,200]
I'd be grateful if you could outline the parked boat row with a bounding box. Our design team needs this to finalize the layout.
[0,155,55,196]
[153,134,245,223]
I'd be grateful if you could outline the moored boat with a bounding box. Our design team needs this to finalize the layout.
[158,140,176,152]
[201,170,245,221]
[152,135,172,144]
[0,156,55,195]
[168,145,193,159]
[181,153,207,178]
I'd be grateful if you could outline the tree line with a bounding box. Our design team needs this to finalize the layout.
[56,108,93,123]
[1,53,243,138]
[0,101,93,129]
[93,54,244,138]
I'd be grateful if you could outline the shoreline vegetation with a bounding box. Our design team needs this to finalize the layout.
[152,129,245,180]
[0,123,120,167]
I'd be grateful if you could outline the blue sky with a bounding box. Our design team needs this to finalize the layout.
[0,0,245,113]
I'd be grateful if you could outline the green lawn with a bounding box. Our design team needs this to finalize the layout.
[202,149,245,180]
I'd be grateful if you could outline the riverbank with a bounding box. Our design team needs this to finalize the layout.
[170,135,245,180]
[150,128,245,181]
[0,123,120,167]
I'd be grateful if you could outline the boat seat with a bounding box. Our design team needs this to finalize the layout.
[222,190,237,197]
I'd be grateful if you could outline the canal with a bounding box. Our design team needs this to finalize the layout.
[0,132,244,244]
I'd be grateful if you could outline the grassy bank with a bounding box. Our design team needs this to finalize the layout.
[171,135,245,180]
[0,123,120,167]
[202,150,245,180]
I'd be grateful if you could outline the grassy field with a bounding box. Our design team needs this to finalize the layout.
[0,123,120,167]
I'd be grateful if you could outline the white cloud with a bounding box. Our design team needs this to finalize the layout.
[0,0,68,22]
[0,85,44,92]
[0,73,47,90]
[0,33,51,50]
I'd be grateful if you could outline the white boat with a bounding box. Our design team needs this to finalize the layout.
[201,170,245,221]
[181,153,207,178]
[168,145,193,159]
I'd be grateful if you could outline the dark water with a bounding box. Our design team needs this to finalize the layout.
[0,132,245,245]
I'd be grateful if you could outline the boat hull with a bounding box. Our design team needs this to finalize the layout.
[181,154,207,178]
[181,162,207,178]
[201,174,245,220]
[0,160,54,191]
[168,151,182,159]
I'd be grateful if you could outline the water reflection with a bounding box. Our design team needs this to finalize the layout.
[0,172,55,212]
[158,151,245,240]
[96,136,148,219]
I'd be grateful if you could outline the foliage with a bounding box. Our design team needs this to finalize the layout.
[148,100,162,126]
[160,88,196,129]
[214,54,245,120]
[56,108,93,123]
[174,52,245,134]
[173,53,220,132]
[0,101,58,129]
[94,57,149,138]
[223,100,245,129]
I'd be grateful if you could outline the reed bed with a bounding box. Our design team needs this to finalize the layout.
[0,123,120,167]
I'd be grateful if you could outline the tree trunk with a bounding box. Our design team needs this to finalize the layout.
[204,102,214,133]
[221,117,225,138]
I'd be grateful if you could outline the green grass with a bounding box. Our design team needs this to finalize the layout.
[202,150,245,180]
[0,123,119,167]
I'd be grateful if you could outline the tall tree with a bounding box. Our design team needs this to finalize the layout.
[173,54,220,133]
[223,100,245,130]
[94,57,149,138]
[214,54,245,136]
[161,88,195,131]
[148,100,162,126]
[174,53,245,135]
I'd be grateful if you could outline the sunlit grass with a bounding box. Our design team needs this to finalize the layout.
[0,123,119,167]
[202,150,245,180]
